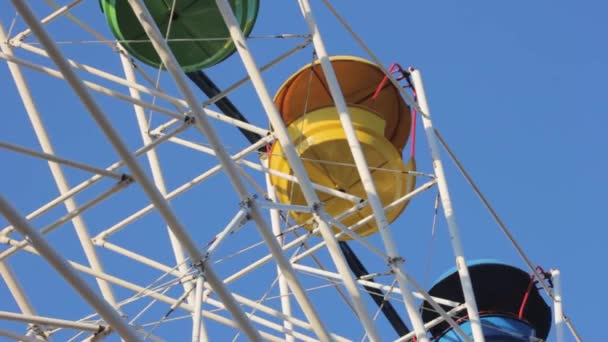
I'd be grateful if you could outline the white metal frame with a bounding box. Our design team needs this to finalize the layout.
[0,0,580,341]
[410,69,484,342]
[0,195,140,341]
[0,16,119,310]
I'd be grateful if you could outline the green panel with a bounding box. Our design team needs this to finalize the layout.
[101,0,259,71]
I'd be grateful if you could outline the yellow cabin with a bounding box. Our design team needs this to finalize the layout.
[269,56,417,239]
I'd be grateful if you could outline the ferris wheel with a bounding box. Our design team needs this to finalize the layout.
[0,1,583,341]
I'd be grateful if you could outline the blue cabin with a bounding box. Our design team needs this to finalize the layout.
[420,261,552,341]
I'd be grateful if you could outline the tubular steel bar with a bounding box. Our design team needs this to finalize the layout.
[15,245,291,342]
[0,120,188,237]
[0,196,141,342]
[117,42,196,318]
[0,50,184,120]
[394,268,472,342]
[203,209,249,260]
[410,68,484,342]
[0,310,102,332]
[126,0,330,340]
[317,0,419,112]
[293,263,472,342]
[296,1,429,339]
[264,160,295,342]
[11,1,261,340]
[166,136,362,203]
[12,0,84,42]
[395,304,467,342]
[95,136,271,241]
[222,180,437,288]
[0,19,118,307]
[0,180,129,262]
[291,263,462,308]
[186,70,262,144]
[0,329,44,342]
[192,276,208,342]
[551,269,565,342]
[197,37,311,114]
[0,141,123,180]
[11,40,270,137]
[94,240,183,277]
[214,0,380,339]
[338,242,410,337]
[0,262,46,338]
[284,181,436,265]
[68,246,349,341]
[0,264,33,314]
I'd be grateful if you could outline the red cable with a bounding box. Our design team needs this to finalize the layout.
[518,275,537,319]
[372,75,390,101]
[371,63,417,159]
[371,63,403,101]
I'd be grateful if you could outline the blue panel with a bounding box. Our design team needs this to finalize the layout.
[437,316,536,342]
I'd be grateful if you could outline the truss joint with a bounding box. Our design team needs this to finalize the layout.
[239,194,257,209]
[6,39,19,48]
[192,259,208,279]
[310,201,323,213]
[93,325,111,339]
[26,324,47,341]
[387,256,405,268]
[119,173,135,185]
[184,114,196,125]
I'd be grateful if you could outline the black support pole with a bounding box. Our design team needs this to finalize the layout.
[186,70,263,145]
[339,241,411,337]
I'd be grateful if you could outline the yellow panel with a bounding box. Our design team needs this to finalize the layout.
[268,106,417,240]
[274,56,411,152]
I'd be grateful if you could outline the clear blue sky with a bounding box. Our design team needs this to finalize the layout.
[0,0,605,340]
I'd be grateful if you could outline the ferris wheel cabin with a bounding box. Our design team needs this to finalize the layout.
[420,261,552,341]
